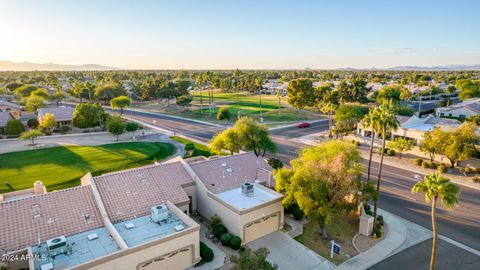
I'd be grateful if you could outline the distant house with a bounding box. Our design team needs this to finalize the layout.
[392,114,460,145]
[435,98,480,119]
[38,106,76,127]
[0,99,23,119]
[0,111,15,134]
[357,114,460,145]
[263,79,288,96]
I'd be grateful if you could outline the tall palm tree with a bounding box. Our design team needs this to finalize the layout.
[372,102,399,224]
[412,173,460,270]
[400,88,412,106]
[321,102,336,138]
[362,110,380,183]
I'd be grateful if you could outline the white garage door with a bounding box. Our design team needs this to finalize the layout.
[138,246,193,270]
[244,213,280,243]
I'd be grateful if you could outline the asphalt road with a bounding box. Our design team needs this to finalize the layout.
[119,108,480,253]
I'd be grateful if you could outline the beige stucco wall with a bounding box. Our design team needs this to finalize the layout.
[73,202,201,270]
[78,230,200,270]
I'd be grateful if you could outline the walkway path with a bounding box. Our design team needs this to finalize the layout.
[336,208,431,270]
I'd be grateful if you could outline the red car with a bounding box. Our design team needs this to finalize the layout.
[297,122,311,128]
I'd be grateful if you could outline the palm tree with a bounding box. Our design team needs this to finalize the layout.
[412,173,460,270]
[362,110,380,183]
[372,102,399,224]
[400,88,412,106]
[321,102,336,138]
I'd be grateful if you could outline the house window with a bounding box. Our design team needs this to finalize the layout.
[448,113,452,117]
[440,113,444,117]
[459,114,466,119]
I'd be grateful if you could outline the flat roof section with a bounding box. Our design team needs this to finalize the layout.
[114,210,187,247]
[216,184,281,210]
[32,227,120,270]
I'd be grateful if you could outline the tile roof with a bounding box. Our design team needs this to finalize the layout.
[38,106,75,121]
[189,152,273,193]
[0,186,103,253]
[94,162,194,223]
[0,99,23,110]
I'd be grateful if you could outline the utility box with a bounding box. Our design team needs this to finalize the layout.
[359,215,374,236]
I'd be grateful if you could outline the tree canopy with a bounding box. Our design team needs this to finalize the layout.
[209,116,276,157]
[106,116,126,141]
[110,95,131,115]
[275,140,362,237]
[286,78,315,110]
[39,112,57,132]
[72,103,107,128]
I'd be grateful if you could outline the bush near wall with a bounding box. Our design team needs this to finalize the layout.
[212,224,228,238]
[200,241,214,262]
[220,233,233,246]
[230,236,242,250]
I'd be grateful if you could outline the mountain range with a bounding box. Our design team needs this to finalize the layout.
[0,60,479,71]
[0,61,120,71]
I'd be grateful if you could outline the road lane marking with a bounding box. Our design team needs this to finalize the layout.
[438,235,480,257]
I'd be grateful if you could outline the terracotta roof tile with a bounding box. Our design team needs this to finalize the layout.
[94,162,194,223]
[189,152,273,193]
[0,186,103,253]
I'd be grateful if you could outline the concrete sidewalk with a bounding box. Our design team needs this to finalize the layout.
[336,208,431,270]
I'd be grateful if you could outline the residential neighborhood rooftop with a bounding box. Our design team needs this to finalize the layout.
[94,162,194,223]
[400,114,460,131]
[114,210,187,247]
[0,186,103,253]
[189,152,274,193]
[38,106,75,121]
[31,226,120,270]
[216,183,281,210]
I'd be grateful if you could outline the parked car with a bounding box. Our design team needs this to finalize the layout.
[297,122,311,128]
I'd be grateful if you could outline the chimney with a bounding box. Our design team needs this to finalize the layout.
[33,181,46,195]
[80,172,93,186]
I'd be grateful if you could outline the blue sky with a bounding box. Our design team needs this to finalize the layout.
[1,0,479,69]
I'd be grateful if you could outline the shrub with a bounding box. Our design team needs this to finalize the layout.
[386,149,395,156]
[210,214,222,226]
[421,161,429,168]
[352,140,361,147]
[292,207,304,220]
[414,158,423,166]
[472,177,480,184]
[438,165,448,173]
[217,106,232,121]
[267,158,284,169]
[230,236,242,250]
[428,162,438,169]
[6,120,25,135]
[464,167,474,173]
[373,228,382,238]
[376,215,383,221]
[27,118,39,128]
[200,241,214,262]
[212,224,228,238]
[184,143,195,151]
[284,203,298,214]
[59,125,70,133]
[220,233,233,246]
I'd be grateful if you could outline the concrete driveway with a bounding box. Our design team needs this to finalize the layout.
[247,232,335,270]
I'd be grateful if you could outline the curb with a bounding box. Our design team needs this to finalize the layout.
[335,208,408,270]
[359,151,480,192]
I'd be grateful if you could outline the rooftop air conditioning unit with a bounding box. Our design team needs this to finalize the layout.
[241,182,254,197]
[46,236,68,257]
[151,204,169,223]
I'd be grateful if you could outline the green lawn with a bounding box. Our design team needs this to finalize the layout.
[295,214,359,265]
[131,90,323,125]
[169,136,215,158]
[0,142,175,193]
